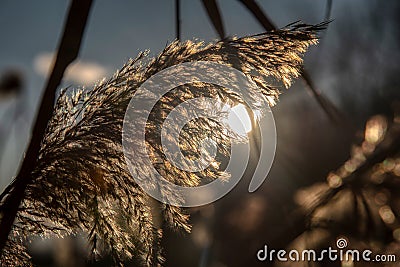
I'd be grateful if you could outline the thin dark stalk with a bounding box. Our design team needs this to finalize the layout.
[175,0,181,40]
[324,0,333,21]
[201,0,226,39]
[246,106,261,174]
[201,0,262,175]
[300,69,343,123]
[0,0,93,255]
[238,0,343,124]
[238,0,275,31]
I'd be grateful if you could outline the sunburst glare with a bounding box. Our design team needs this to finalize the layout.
[227,104,252,135]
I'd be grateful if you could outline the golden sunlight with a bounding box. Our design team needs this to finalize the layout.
[227,104,252,135]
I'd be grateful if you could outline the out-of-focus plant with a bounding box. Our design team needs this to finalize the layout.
[284,109,400,266]
[0,70,23,99]
[0,24,324,266]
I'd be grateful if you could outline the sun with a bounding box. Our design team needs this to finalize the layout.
[227,104,252,135]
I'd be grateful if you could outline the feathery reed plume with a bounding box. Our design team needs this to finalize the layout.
[0,23,323,266]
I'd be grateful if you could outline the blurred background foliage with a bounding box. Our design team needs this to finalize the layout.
[1,0,400,266]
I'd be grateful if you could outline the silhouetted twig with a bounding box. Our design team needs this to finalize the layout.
[324,0,333,21]
[238,0,343,124]
[201,0,226,39]
[175,0,181,40]
[238,0,275,31]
